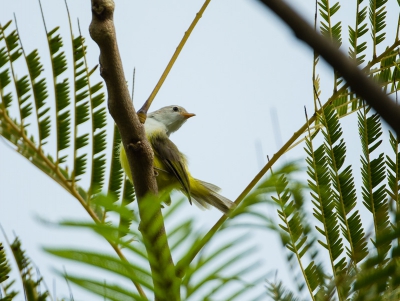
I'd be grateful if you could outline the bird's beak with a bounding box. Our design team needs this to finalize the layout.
[181,112,196,119]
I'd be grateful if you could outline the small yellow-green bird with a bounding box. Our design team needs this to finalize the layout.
[119,105,234,214]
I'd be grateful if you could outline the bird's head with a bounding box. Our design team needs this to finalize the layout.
[148,105,195,135]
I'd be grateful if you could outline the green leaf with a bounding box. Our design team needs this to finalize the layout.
[0,243,11,284]
[62,274,147,301]
[46,249,152,289]
[107,125,124,200]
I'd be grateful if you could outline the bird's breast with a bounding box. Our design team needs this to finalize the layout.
[144,118,167,139]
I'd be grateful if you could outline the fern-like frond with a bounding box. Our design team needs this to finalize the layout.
[118,178,136,239]
[271,173,325,299]
[318,0,342,46]
[369,0,388,56]
[47,26,70,160]
[25,48,50,146]
[78,37,107,199]
[352,220,400,300]
[0,243,11,284]
[321,105,368,265]
[349,0,369,65]
[0,23,33,128]
[376,50,398,98]
[8,238,50,301]
[318,0,343,91]
[358,107,390,258]
[387,131,400,206]
[305,133,346,300]
[0,243,18,300]
[266,280,303,301]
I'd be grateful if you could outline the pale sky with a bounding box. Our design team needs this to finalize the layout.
[1,0,399,300]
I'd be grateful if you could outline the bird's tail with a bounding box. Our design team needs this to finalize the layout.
[190,179,235,215]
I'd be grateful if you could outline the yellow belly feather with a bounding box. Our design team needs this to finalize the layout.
[119,136,204,195]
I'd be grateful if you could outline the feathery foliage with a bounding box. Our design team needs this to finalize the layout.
[0,242,18,301]
[369,0,388,56]
[349,0,369,65]
[45,191,268,300]
[0,237,51,301]
[359,107,391,258]
[266,280,303,301]
[2,0,400,300]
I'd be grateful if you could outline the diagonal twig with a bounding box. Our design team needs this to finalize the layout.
[137,0,212,123]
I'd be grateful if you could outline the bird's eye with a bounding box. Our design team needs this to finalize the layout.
[173,106,179,112]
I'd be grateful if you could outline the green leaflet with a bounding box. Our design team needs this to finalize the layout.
[59,275,148,301]
[45,249,153,289]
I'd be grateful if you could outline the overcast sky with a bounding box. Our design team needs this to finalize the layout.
[1,0,399,300]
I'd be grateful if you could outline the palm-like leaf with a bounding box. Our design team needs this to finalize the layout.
[45,193,264,300]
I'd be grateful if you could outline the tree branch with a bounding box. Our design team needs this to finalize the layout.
[89,1,179,300]
[257,0,400,136]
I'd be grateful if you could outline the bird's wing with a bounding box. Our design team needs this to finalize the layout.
[151,134,192,203]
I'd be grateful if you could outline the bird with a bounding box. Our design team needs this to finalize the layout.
[119,105,235,215]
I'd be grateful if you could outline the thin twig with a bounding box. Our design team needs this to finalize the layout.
[137,0,212,123]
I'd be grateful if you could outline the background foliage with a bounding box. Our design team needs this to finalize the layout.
[1,0,400,300]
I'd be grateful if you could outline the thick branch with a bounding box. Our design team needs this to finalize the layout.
[89,1,179,300]
[257,0,400,136]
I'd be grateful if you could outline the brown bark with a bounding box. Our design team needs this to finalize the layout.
[89,1,179,300]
